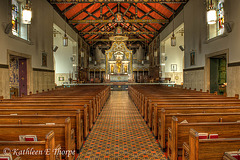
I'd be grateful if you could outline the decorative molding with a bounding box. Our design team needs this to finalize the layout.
[33,68,55,72]
[228,62,240,67]
[183,67,204,71]
[0,64,9,69]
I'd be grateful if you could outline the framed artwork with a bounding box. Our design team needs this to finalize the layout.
[171,64,177,71]
[190,51,195,66]
[59,77,64,81]
[42,52,47,67]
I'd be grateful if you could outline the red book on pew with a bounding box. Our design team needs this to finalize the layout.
[209,134,218,139]
[198,133,208,139]
[0,153,12,160]
[19,135,37,141]
[25,137,35,141]
[231,154,240,160]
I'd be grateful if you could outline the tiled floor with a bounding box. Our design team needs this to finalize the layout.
[78,91,167,160]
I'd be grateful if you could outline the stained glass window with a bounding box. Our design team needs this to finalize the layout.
[12,0,29,41]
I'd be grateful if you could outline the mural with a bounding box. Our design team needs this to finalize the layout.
[9,58,19,87]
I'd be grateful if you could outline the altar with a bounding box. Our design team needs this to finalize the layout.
[105,39,133,82]
[109,74,129,82]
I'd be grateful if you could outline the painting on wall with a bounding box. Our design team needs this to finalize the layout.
[190,51,195,66]
[42,52,47,67]
[58,77,64,81]
[9,57,19,87]
[171,64,177,71]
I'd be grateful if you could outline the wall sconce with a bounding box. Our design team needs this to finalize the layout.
[22,0,32,24]
[94,61,97,66]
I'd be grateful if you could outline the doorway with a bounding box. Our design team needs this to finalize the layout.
[210,54,227,95]
[9,56,28,97]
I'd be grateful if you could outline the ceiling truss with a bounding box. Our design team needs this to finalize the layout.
[49,0,188,46]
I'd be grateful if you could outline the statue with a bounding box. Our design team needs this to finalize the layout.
[111,64,114,73]
[124,65,128,73]
[116,60,122,73]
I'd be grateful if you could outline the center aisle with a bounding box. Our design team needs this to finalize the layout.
[78,91,167,159]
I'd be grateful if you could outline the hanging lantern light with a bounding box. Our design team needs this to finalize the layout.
[22,0,32,24]
[171,33,176,47]
[171,15,176,47]
[63,33,68,46]
[207,0,217,24]
[207,9,217,24]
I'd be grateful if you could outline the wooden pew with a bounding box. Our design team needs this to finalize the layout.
[222,151,240,160]
[159,108,240,149]
[145,95,239,122]
[168,117,240,160]
[0,118,75,160]
[0,114,82,152]
[152,101,240,138]
[0,104,89,139]
[6,97,98,123]
[184,129,240,160]
[0,100,94,130]
[0,131,59,160]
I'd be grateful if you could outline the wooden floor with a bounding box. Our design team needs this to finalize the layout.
[78,91,166,159]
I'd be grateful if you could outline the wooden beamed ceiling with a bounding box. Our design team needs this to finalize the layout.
[49,0,188,46]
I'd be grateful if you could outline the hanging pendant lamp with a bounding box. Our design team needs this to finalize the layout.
[63,14,68,47]
[22,0,32,24]
[207,0,217,24]
[171,14,176,47]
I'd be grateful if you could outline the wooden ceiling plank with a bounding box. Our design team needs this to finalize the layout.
[143,3,168,19]
[161,3,176,13]
[106,4,115,16]
[50,0,188,4]
[69,3,94,20]
[123,4,131,16]
[86,39,149,42]
[128,4,159,31]
[62,3,77,14]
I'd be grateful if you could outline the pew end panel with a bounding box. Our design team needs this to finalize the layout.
[182,142,189,160]
[189,128,240,160]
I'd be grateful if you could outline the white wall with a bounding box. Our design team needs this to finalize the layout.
[54,34,76,74]
[184,0,240,67]
[0,0,85,97]
[165,33,184,72]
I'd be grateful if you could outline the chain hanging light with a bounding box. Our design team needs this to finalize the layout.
[171,14,176,47]
[207,0,217,24]
[22,0,32,24]
[63,10,68,47]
